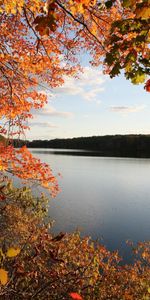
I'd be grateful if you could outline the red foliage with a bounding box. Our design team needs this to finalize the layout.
[144,79,150,92]
[70,293,83,299]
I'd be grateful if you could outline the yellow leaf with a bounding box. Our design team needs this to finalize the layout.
[6,247,20,258]
[0,269,8,285]
[148,287,150,293]
[0,165,5,171]
[125,62,132,73]
[132,73,146,84]
[136,7,150,19]
[77,3,84,14]
[91,23,97,35]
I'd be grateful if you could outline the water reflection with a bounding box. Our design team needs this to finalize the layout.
[32,149,107,157]
[31,149,150,263]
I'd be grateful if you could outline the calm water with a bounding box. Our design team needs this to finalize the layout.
[31,149,150,262]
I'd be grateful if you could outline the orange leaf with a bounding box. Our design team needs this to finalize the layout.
[0,269,8,285]
[69,292,83,300]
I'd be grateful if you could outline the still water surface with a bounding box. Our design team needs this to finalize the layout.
[31,149,150,262]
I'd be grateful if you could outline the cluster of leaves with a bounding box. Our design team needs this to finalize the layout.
[0,179,51,286]
[33,0,58,36]
[0,178,50,245]
[104,0,150,86]
[0,247,20,286]
[0,143,59,195]
[0,182,150,299]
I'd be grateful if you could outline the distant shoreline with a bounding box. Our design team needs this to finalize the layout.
[31,149,150,159]
[13,134,150,158]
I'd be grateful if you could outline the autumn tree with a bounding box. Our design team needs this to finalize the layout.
[0,0,150,185]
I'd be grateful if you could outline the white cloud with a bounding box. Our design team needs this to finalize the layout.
[52,66,106,102]
[96,100,101,105]
[83,88,104,102]
[36,105,73,118]
[110,105,146,114]
[30,121,58,128]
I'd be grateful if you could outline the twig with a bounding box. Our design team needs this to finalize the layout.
[56,0,106,51]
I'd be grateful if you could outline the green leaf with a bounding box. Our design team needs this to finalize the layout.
[110,63,121,77]
[105,1,113,9]
[126,52,137,63]
[105,53,114,66]
[131,72,146,84]
[111,34,121,43]
[123,0,136,8]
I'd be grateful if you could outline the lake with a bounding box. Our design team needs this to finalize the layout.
[31,149,150,262]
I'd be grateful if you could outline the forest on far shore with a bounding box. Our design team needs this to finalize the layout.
[13,134,150,158]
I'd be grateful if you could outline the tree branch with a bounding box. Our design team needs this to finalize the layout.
[23,7,52,64]
[56,0,106,51]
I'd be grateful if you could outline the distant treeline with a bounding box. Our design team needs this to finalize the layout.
[13,134,150,158]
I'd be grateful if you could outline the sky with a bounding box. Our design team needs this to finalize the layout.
[27,65,150,140]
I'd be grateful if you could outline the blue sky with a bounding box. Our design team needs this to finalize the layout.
[27,66,150,140]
